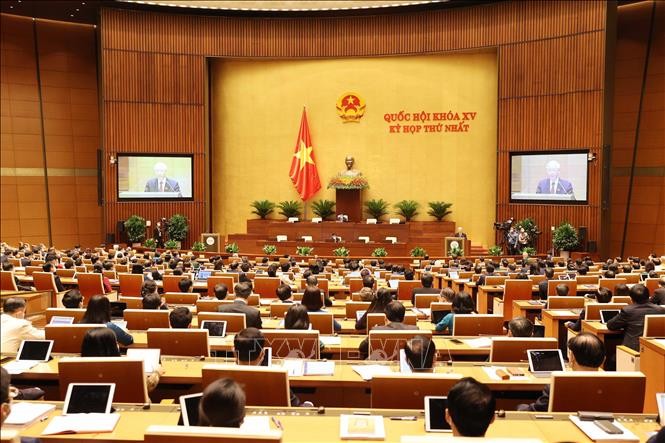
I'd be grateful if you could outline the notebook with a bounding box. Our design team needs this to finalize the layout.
[4,402,56,427]
[527,349,565,377]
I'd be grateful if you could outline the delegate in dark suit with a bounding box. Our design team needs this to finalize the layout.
[144,177,181,194]
[535,178,574,195]
[606,302,665,351]
[358,321,418,357]
[217,299,262,329]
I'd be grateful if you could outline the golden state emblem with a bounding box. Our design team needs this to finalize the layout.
[336,93,365,123]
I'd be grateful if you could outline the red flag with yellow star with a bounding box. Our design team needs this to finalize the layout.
[289,108,321,201]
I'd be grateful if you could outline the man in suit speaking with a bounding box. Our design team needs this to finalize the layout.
[144,162,181,196]
[535,160,574,197]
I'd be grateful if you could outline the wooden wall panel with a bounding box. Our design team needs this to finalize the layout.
[100,0,609,253]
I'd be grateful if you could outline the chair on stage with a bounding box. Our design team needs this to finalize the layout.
[253,277,280,298]
[397,280,420,301]
[549,371,645,413]
[368,330,432,361]
[124,309,171,330]
[452,314,504,336]
[547,280,577,297]
[147,328,209,357]
[163,292,198,305]
[262,330,320,359]
[201,365,290,407]
[1,271,19,292]
[371,374,461,409]
[308,312,334,334]
[205,312,246,333]
[118,273,143,296]
[45,324,103,353]
[58,357,149,403]
[144,426,282,443]
[489,337,558,362]
[45,308,86,324]
[547,296,585,310]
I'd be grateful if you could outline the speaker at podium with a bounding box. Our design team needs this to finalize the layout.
[201,233,221,252]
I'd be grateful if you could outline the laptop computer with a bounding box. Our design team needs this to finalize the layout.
[599,309,621,324]
[424,396,451,432]
[49,316,74,325]
[430,309,449,325]
[527,349,565,377]
[200,320,227,338]
[63,383,115,414]
[178,392,202,426]
[109,302,127,320]
[196,270,212,281]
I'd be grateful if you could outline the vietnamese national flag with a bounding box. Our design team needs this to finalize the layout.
[289,108,322,201]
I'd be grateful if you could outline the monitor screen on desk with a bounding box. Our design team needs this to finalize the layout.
[510,151,589,204]
[117,154,193,200]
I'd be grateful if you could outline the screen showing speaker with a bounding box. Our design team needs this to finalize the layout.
[117,154,193,200]
[510,151,589,204]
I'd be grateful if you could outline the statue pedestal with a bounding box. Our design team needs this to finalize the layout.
[336,189,363,222]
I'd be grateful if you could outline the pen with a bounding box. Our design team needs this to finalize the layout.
[390,416,417,421]
[271,416,284,430]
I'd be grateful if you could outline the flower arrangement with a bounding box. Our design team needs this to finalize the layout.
[327,175,369,190]
[263,244,277,255]
[333,247,350,257]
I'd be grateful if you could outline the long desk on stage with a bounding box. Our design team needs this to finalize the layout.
[14,403,662,443]
[253,240,409,256]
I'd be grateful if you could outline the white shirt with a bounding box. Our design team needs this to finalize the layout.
[1,313,45,354]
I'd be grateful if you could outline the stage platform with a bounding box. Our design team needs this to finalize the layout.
[227,220,487,256]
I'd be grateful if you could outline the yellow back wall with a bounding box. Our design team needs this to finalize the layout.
[211,51,497,247]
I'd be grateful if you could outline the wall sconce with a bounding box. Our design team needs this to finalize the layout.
[109,155,117,165]
[587,152,597,162]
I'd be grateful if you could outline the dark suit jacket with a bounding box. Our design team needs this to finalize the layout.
[535,178,573,195]
[358,321,418,356]
[651,288,665,305]
[54,274,65,292]
[517,385,549,412]
[537,279,549,300]
[20,258,31,267]
[410,286,440,305]
[217,299,262,329]
[606,302,665,350]
[144,177,181,193]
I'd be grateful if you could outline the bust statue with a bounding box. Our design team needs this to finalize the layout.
[341,155,362,177]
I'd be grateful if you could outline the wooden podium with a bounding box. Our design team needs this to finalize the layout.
[444,236,470,257]
[201,233,221,252]
[336,189,363,222]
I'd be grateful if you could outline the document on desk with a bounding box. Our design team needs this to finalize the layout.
[320,336,342,346]
[281,359,305,376]
[240,416,270,432]
[3,360,40,375]
[4,402,55,427]
[569,415,638,442]
[554,310,580,316]
[351,365,393,381]
[42,413,120,435]
[304,360,335,376]
[411,308,430,317]
[340,414,385,440]
[464,337,493,348]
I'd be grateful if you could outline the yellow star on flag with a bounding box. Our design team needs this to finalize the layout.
[293,140,314,170]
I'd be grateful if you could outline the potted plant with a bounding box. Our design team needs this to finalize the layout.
[167,214,189,249]
[410,246,427,257]
[192,241,206,252]
[225,243,239,254]
[164,239,178,250]
[263,244,277,256]
[394,200,419,222]
[250,200,276,219]
[364,199,390,222]
[143,238,157,249]
[427,201,453,221]
[311,199,336,220]
[295,246,314,256]
[333,247,350,257]
[521,246,537,257]
[124,215,147,246]
[449,246,462,259]
[371,247,388,257]
[277,200,302,220]
[488,245,502,256]
[552,222,579,259]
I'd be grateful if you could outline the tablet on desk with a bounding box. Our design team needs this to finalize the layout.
[63,383,115,414]
[110,301,127,319]
[178,392,202,426]
[49,316,74,325]
[448,271,459,280]
[424,396,451,432]
[356,310,367,322]
[599,310,620,324]
[200,320,227,337]
[17,340,54,362]
[527,349,565,377]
